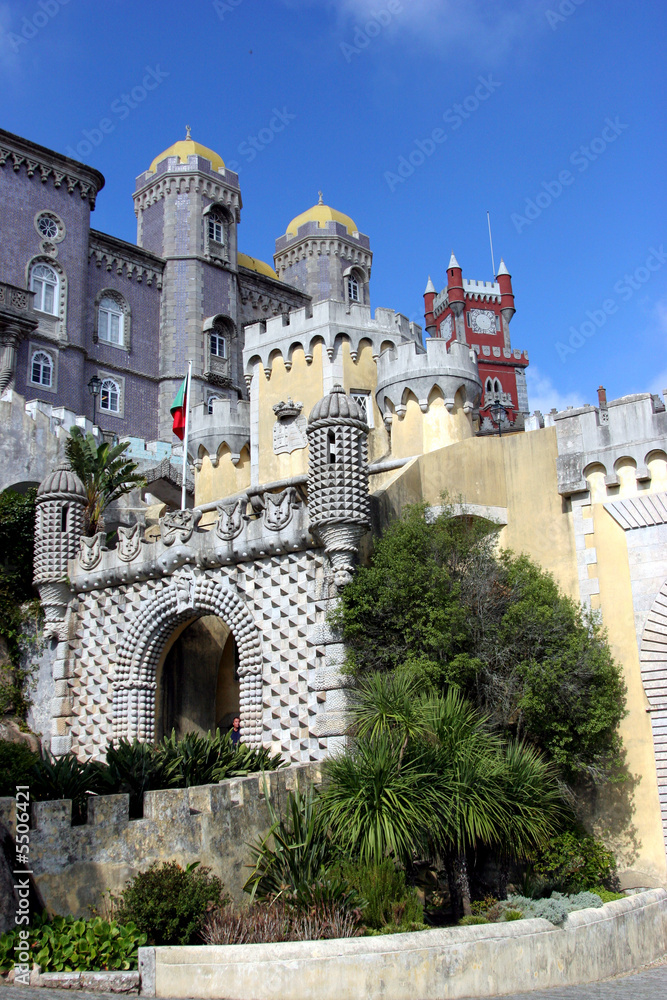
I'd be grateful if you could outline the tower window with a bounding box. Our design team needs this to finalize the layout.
[327,429,337,464]
[61,507,68,532]
[30,263,59,315]
[208,211,226,245]
[207,394,221,414]
[98,296,124,345]
[494,378,502,394]
[100,377,120,413]
[31,350,53,387]
[210,332,227,358]
[347,275,360,302]
[495,315,501,331]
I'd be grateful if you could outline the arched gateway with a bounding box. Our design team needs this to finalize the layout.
[113,571,263,746]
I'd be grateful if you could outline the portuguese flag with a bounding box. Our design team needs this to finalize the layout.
[170,375,188,440]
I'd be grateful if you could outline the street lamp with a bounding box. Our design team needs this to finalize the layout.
[489,399,507,437]
[87,375,102,429]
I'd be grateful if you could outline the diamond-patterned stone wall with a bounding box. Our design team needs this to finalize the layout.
[64,551,330,762]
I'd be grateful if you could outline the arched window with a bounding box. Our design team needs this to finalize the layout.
[494,378,502,394]
[207,209,226,246]
[207,394,221,414]
[30,263,59,315]
[98,296,124,345]
[210,331,227,358]
[347,274,360,302]
[31,350,53,387]
[100,378,120,413]
[485,377,493,394]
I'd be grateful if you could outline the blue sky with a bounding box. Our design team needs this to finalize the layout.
[1,0,665,412]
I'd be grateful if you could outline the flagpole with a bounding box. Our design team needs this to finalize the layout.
[180,360,192,510]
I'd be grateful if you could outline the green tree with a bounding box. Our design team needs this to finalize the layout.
[64,428,146,536]
[0,488,40,716]
[333,501,626,786]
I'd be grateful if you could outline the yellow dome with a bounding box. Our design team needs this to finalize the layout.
[286,197,358,238]
[237,252,279,280]
[148,137,225,174]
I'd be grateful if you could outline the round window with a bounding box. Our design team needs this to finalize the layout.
[38,216,58,239]
[34,212,64,243]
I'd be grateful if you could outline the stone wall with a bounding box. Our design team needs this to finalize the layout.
[141,890,667,1000]
[0,762,321,922]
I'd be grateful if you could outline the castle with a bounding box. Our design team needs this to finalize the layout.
[0,128,666,889]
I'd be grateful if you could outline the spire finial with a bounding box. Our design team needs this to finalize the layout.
[318,190,324,205]
[185,124,192,140]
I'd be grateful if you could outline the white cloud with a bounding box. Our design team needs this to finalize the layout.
[525,366,585,415]
[332,0,551,61]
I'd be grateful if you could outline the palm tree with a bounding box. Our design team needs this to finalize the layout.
[322,673,563,917]
[64,427,146,535]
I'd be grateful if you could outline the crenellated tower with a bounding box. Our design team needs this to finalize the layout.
[274,194,372,306]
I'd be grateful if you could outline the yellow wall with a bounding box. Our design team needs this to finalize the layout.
[373,427,666,885]
[196,444,250,508]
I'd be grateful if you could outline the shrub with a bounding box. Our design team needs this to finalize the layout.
[0,915,146,972]
[102,739,173,819]
[31,751,105,824]
[589,885,624,903]
[201,898,363,945]
[532,831,619,892]
[458,914,489,926]
[114,861,225,946]
[338,859,423,930]
[0,740,38,796]
[159,728,284,789]
[470,895,498,916]
[502,890,603,925]
[503,909,524,921]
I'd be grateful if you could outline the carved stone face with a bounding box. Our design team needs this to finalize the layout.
[334,567,353,589]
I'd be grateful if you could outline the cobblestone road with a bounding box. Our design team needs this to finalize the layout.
[2,963,667,999]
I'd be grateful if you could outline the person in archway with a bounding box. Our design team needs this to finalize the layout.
[230,716,241,746]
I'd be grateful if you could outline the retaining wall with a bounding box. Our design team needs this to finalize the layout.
[0,762,320,919]
[140,890,667,1000]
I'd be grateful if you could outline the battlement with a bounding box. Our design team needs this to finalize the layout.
[243,299,422,376]
[474,343,529,363]
[463,278,501,301]
[554,392,667,496]
[69,482,314,592]
[275,220,371,251]
[376,337,482,418]
[0,763,321,914]
[189,398,251,466]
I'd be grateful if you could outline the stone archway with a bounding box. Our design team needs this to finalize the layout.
[113,572,263,746]
[640,580,667,853]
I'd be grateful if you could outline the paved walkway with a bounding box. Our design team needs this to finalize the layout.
[2,962,667,999]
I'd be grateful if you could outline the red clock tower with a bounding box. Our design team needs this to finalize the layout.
[424,253,529,430]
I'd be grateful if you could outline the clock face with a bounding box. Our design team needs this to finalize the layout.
[469,309,496,335]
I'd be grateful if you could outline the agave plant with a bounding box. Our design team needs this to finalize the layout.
[102,739,174,818]
[31,751,106,823]
[244,784,332,903]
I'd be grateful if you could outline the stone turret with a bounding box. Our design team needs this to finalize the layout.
[34,463,86,639]
[307,385,370,590]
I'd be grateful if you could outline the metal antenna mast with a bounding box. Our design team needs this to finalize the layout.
[487,211,496,278]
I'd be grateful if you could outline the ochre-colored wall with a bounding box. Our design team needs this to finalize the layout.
[374,427,666,886]
[196,444,251,508]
